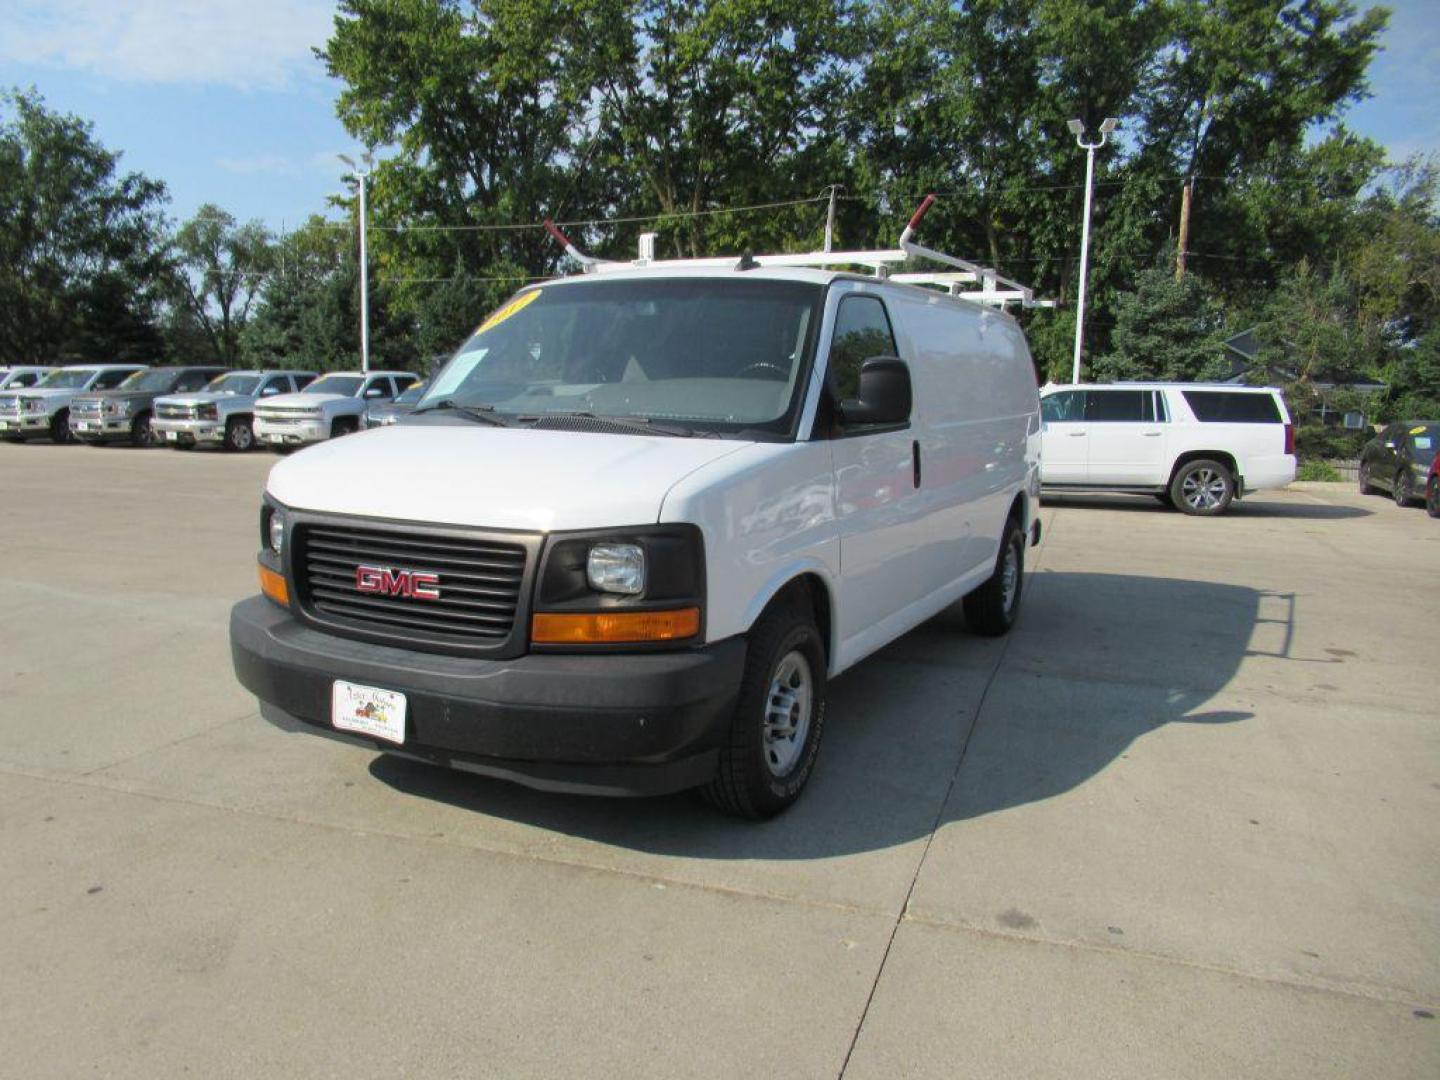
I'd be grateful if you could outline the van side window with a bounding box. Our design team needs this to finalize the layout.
[828,296,898,402]
[1041,390,1084,422]
[1085,389,1148,422]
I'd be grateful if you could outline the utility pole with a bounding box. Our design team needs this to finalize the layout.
[1067,118,1117,385]
[823,185,839,253]
[338,153,373,373]
[1176,176,1193,280]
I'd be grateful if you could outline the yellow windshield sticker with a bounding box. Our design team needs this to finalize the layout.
[475,289,541,335]
[1409,425,1428,435]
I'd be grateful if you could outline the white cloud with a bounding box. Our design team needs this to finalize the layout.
[0,0,336,91]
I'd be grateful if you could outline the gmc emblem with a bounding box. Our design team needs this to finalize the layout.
[355,564,441,600]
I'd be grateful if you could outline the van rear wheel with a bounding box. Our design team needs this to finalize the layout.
[964,517,1025,636]
[702,604,827,820]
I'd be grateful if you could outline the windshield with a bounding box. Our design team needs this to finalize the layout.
[206,373,261,395]
[421,278,823,436]
[37,369,100,390]
[304,374,363,396]
[120,369,185,392]
[1407,425,1438,463]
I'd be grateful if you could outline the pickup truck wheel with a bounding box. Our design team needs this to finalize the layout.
[130,411,156,448]
[1393,472,1413,507]
[1171,459,1234,516]
[224,416,255,452]
[702,605,827,820]
[50,410,74,444]
[964,517,1025,636]
[331,417,359,438]
[1427,477,1440,518]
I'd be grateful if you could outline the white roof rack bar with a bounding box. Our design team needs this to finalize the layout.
[542,195,1050,307]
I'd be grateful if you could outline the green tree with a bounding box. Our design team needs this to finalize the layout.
[170,204,273,365]
[1094,260,1226,380]
[0,88,170,364]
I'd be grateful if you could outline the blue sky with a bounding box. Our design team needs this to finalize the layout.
[2,0,1437,234]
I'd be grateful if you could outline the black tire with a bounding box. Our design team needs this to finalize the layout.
[1358,461,1377,496]
[964,516,1025,636]
[1427,477,1440,519]
[224,416,255,452]
[50,409,74,444]
[331,416,359,438]
[702,603,827,820]
[1170,458,1234,516]
[1393,471,1413,507]
[130,411,156,448]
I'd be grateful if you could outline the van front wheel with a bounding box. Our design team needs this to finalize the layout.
[964,517,1025,637]
[702,606,827,819]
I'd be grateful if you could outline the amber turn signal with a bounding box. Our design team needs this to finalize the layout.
[258,563,290,607]
[532,607,700,644]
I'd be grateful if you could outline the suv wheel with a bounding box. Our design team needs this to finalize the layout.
[1393,472,1413,507]
[130,411,156,448]
[50,409,74,444]
[1427,477,1440,519]
[225,416,255,452]
[1171,459,1234,516]
[702,603,827,819]
[964,516,1025,636]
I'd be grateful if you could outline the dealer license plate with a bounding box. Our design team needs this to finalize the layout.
[332,680,406,744]
[165,430,178,441]
[78,421,97,432]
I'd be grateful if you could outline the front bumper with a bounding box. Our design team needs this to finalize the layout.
[153,417,225,444]
[255,418,329,446]
[230,596,745,796]
[70,415,133,440]
[0,414,51,436]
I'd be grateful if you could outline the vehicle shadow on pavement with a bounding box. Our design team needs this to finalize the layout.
[368,571,1262,859]
[1040,493,1371,519]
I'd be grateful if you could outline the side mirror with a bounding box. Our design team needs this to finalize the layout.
[364,387,385,399]
[839,356,912,427]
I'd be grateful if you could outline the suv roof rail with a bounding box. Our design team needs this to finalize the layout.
[542,196,1054,310]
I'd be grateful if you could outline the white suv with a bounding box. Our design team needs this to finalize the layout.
[1039,382,1295,515]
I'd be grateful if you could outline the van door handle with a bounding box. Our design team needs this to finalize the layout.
[912,440,921,488]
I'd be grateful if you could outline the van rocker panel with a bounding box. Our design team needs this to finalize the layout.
[230,596,745,796]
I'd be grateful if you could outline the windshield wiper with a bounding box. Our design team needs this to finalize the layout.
[518,410,702,438]
[412,398,510,427]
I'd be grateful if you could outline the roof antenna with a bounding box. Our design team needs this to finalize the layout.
[735,250,760,271]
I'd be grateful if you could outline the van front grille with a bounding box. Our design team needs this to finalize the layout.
[292,522,529,652]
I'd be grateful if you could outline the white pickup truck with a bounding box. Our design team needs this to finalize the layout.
[153,370,318,451]
[253,371,417,450]
[0,364,147,444]
[1039,382,1296,515]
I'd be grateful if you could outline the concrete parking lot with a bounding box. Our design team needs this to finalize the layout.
[0,441,1436,1079]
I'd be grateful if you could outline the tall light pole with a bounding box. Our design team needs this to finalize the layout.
[1067,117,1117,385]
[338,152,373,373]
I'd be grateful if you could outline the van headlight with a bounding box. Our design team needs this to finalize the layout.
[262,504,287,555]
[532,526,704,647]
[587,544,645,595]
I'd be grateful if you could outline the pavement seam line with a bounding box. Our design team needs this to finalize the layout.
[76,710,259,778]
[899,912,1438,1011]
[0,763,897,923]
[836,508,1057,1079]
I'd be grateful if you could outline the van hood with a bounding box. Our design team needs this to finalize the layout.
[266,423,750,531]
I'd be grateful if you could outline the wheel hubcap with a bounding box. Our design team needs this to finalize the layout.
[1181,468,1226,510]
[762,651,813,778]
[234,424,252,449]
[1001,541,1020,613]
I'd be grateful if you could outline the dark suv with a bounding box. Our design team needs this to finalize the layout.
[69,366,229,447]
[1360,421,1440,506]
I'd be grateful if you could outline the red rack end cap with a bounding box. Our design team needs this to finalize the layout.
[907,194,937,230]
[542,218,572,249]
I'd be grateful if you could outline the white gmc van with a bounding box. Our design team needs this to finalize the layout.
[231,264,1043,817]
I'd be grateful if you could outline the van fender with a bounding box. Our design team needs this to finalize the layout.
[738,559,840,671]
